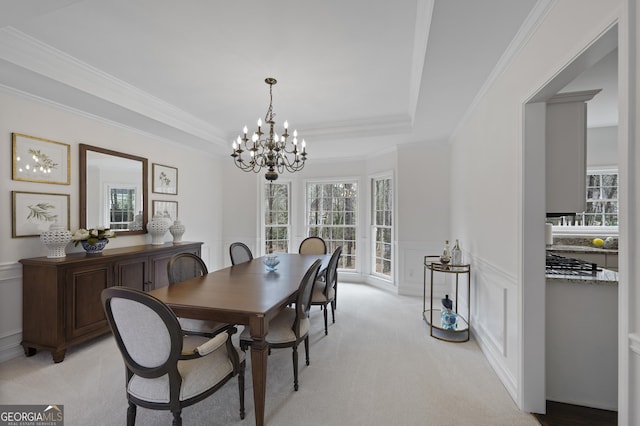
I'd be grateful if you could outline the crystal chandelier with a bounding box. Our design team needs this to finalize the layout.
[231,77,307,181]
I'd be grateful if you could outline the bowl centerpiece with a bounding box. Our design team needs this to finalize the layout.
[263,254,280,272]
[72,227,116,254]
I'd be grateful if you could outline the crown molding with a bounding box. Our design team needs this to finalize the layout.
[0,83,222,157]
[450,0,557,141]
[0,27,228,145]
[408,0,435,125]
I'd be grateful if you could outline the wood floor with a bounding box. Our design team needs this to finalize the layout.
[534,401,617,426]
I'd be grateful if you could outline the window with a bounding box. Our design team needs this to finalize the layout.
[263,182,290,253]
[547,169,618,227]
[584,171,618,226]
[372,176,392,277]
[106,185,137,230]
[306,181,357,270]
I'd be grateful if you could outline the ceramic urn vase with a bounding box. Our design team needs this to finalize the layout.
[40,222,72,258]
[169,220,185,243]
[148,213,170,245]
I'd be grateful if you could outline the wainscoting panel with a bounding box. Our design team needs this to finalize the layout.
[0,262,24,362]
[467,255,519,401]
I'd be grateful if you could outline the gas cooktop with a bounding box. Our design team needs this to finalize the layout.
[546,252,599,276]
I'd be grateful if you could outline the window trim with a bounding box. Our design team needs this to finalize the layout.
[370,174,393,280]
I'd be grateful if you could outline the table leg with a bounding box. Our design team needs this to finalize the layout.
[250,317,268,426]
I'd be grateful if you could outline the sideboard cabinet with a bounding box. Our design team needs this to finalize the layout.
[19,242,202,362]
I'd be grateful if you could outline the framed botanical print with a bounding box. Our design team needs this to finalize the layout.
[12,191,70,237]
[153,200,178,221]
[152,163,178,195]
[12,133,71,184]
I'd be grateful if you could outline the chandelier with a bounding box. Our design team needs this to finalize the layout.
[231,77,307,181]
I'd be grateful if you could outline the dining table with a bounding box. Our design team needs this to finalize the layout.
[148,252,330,426]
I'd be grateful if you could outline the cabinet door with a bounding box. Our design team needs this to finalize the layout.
[115,256,148,291]
[605,254,618,271]
[65,264,112,340]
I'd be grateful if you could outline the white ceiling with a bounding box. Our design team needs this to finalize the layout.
[0,0,545,160]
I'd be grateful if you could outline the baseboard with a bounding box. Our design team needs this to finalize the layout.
[0,330,24,363]
[473,324,519,403]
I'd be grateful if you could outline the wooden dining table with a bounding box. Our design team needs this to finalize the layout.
[148,253,330,426]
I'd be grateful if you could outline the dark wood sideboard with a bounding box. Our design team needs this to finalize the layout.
[19,242,202,363]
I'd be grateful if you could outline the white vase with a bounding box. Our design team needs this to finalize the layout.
[147,213,170,245]
[169,220,185,243]
[40,222,72,258]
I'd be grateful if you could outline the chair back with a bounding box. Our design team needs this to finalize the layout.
[295,259,322,323]
[229,242,253,265]
[102,287,183,379]
[325,246,343,293]
[167,253,208,285]
[299,237,327,255]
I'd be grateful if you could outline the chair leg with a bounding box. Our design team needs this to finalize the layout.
[126,402,136,426]
[304,336,310,366]
[331,300,336,323]
[323,305,328,335]
[172,410,182,426]
[292,345,299,391]
[238,360,246,419]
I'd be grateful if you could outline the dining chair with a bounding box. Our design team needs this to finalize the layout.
[239,258,322,391]
[167,253,232,337]
[298,236,327,255]
[101,286,245,426]
[311,246,342,335]
[229,242,253,265]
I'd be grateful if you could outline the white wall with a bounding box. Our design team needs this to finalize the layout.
[587,125,618,167]
[0,90,223,361]
[396,141,451,296]
[620,1,640,423]
[448,0,625,414]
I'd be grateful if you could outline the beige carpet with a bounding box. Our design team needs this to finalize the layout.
[0,282,539,426]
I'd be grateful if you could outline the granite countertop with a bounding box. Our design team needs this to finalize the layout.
[547,245,618,255]
[546,268,618,285]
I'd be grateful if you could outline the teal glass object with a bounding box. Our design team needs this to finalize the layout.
[441,309,458,330]
[263,255,280,272]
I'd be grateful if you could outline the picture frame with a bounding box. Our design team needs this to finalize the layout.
[12,133,71,185]
[152,200,178,222]
[12,191,70,237]
[152,163,178,195]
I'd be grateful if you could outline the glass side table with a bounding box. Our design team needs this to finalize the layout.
[423,255,471,342]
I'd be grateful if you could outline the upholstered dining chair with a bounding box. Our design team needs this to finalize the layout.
[311,246,342,335]
[101,286,245,426]
[167,253,232,337]
[239,259,322,391]
[229,242,253,265]
[298,236,327,255]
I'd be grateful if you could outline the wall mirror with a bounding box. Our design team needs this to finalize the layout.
[79,144,148,235]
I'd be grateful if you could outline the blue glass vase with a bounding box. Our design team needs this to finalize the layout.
[441,309,458,330]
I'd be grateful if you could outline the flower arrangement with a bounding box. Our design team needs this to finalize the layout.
[72,227,116,246]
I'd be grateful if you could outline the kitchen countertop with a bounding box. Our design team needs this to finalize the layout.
[546,268,618,285]
[547,244,618,255]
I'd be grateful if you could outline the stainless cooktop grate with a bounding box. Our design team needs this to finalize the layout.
[546,252,599,276]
